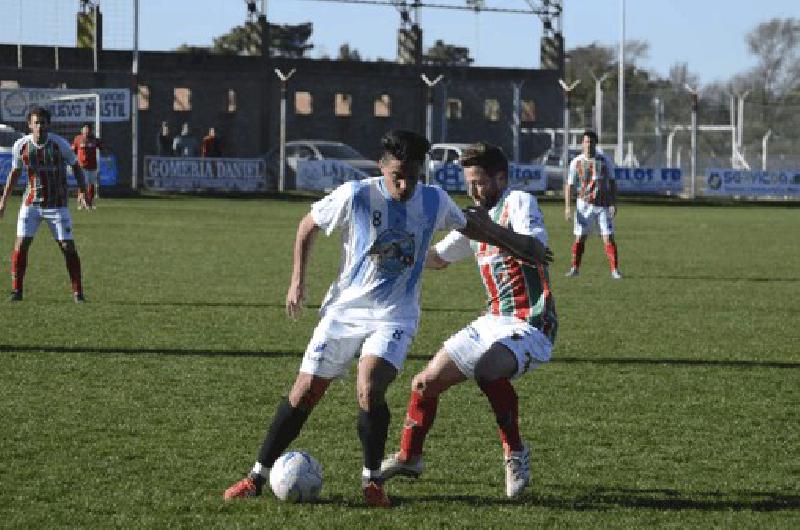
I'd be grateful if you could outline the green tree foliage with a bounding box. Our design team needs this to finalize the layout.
[424,39,473,66]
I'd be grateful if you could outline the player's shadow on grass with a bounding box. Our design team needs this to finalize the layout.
[109,300,480,314]
[2,345,799,370]
[392,486,799,511]
[525,486,800,512]
[614,274,800,283]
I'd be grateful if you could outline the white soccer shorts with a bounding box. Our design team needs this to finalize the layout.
[573,198,614,236]
[299,316,415,379]
[17,206,74,241]
[83,169,98,186]
[444,314,552,380]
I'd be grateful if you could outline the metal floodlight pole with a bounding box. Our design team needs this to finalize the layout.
[511,81,524,163]
[591,72,609,142]
[275,68,296,192]
[421,74,444,142]
[559,79,580,189]
[617,0,625,165]
[685,84,698,198]
[131,0,139,190]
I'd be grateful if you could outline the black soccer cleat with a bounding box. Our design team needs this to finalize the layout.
[73,292,86,303]
[9,290,22,302]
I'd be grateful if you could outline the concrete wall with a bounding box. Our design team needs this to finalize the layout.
[0,44,562,189]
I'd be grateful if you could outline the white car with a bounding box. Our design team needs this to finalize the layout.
[0,124,23,155]
[426,143,472,183]
[267,140,382,186]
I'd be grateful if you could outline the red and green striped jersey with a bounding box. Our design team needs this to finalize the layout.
[12,134,77,208]
[567,153,614,206]
[435,190,557,343]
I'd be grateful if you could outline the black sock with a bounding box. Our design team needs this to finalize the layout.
[357,403,390,477]
[256,398,311,469]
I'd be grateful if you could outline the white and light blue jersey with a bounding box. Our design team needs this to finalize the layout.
[311,177,466,328]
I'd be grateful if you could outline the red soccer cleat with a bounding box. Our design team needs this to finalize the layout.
[223,475,262,500]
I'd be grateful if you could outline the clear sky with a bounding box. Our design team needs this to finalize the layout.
[0,0,797,85]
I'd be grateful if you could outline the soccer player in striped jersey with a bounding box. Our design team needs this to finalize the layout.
[223,131,550,507]
[0,106,90,302]
[381,142,556,499]
[564,129,622,279]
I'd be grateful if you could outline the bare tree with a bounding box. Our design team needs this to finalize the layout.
[746,18,800,100]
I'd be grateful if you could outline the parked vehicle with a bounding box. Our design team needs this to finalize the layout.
[266,140,381,188]
[426,143,471,183]
[0,124,23,154]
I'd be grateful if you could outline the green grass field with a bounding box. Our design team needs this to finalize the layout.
[0,194,798,528]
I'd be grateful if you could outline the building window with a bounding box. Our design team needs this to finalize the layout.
[374,94,391,117]
[174,87,191,111]
[295,91,313,115]
[335,93,352,117]
[521,100,536,122]
[484,99,500,121]
[137,85,150,111]
[227,89,237,113]
[446,98,462,120]
[0,80,19,88]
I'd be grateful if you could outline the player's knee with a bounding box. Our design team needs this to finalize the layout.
[356,382,387,411]
[411,372,441,399]
[290,378,329,410]
[58,241,76,254]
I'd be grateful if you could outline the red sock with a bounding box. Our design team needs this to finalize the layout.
[398,390,438,460]
[64,251,83,294]
[11,248,28,292]
[479,378,522,454]
[87,184,95,204]
[604,241,619,271]
[571,240,585,269]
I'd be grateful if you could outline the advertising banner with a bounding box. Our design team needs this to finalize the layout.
[705,168,800,196]
[431,163,547,192]
[144,156,269,192]
[614,167,683,194]
[1,88,130,123]
[296,160,370,191]
[0,153,118,186]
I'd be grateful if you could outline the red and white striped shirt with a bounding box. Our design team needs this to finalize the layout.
[567,153,614,206]
[11,133,77,208]
[434,189,557,342]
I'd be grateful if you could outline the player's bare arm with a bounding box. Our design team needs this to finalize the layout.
[0,168,21,219]
[608,179,618,217]
[564,182,572,221]
[460,206,553,265]
[286,212,321,320]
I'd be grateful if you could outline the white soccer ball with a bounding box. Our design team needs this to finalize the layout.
[269,451,323,503]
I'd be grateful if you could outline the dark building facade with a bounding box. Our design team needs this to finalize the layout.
[0,44,562,189]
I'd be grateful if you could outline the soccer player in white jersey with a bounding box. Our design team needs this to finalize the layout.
[223,131,551,507]
[564,129,622,279]
[381,142,556,499]
[0,106,90,302]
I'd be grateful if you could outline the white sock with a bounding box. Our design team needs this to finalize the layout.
[362,467,381,482]
[251,462,267,479]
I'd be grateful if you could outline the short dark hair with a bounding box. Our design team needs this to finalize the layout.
[380,130,430,163]
[460,141,508,177]
[26,106,51,124]
[81,122,93,130]
[583,129,598,143]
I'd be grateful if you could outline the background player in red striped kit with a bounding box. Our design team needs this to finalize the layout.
[380,142,556,499]
[564,129,622,279]
[0,106,90,302]
[71,122,106,209]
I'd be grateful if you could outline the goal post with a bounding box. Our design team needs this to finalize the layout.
[46,93,101,140]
